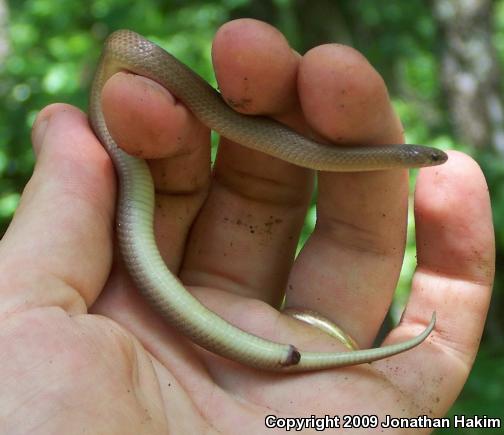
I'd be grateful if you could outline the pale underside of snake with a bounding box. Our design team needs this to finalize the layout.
[88,30,446,372]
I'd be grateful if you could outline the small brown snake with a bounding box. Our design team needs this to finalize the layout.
[89,30,445,371]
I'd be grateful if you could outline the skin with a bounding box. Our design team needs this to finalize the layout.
[0,18,495,434]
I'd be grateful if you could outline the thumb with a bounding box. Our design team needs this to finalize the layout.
[0,104,115,315]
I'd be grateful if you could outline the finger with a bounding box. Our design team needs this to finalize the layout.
[0,104,115,314]
[376,151,494,415]
[286,44,409,346]
[101,72,211,271]
[181,19,313,305]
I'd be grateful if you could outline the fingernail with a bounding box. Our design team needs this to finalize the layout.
[32,116,50,155]
[134,74,175,101]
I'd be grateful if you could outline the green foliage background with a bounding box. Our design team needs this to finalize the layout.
[0,0,502,431]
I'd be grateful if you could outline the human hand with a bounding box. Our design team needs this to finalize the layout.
[0,19,494,434]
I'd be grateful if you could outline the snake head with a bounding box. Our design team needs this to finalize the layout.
[404,145,448,168]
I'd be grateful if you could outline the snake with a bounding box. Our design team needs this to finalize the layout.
[89,29,446,371]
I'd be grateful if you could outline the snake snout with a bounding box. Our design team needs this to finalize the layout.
[429,148,448,164]
[406,145,448,167]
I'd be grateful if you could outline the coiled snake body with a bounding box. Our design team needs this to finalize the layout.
[89,30,445,371]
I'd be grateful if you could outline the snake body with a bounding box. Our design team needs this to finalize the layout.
[89,30,445,371]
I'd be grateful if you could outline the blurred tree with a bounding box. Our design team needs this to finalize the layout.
[432,0,504,155]
[0,0,8,63]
